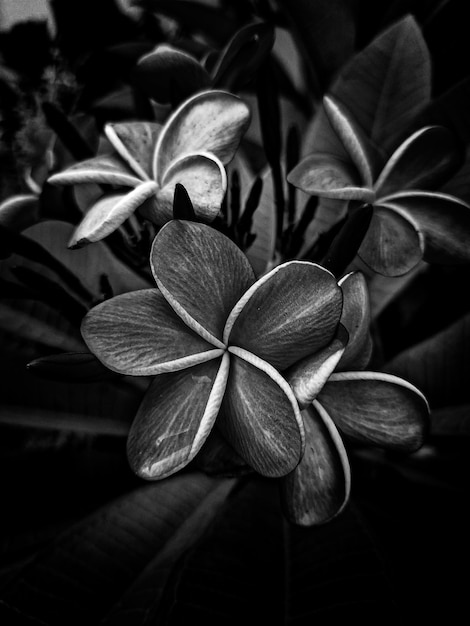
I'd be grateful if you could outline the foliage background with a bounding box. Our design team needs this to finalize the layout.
[1,1,470,624]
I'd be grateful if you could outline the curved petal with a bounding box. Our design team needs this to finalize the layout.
[279,402,351,526]
[285,325,348,408]
[48,154,142,187]
[153,89,251,181]
[379,191,470,265]
[69,182,159,248]
[105,122,162,180]
[287,153,375,202]
[151,220,256,347]
[337,271,373,370]
[155,152,226,225]
[358,205,423,276]
[133,44,211,104]
[81,288,223,376]
[323,96,374,186]
[225,261,343,370]
[127,353,230,480]
[0,193,40,231]
[219,348,304,477]
[318,371,430,451]
[374,126,463,198]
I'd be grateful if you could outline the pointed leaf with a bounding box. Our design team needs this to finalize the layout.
[358,205,423,276]
[379,191,470,265]
[153,90,251,181]
[48,154,142,187]
[285,326,348,408]
[287,153,375,201]
[69,182,159,248]
[127,354,229,479]
[226,260,343,370]
[157,152,226,225]
[280,402,350,526]
[151,220,255,347]
[219,349,304,477]
[172,183,197,221]
[27,351,120,383]
[337,271,373,370]
[82,289,222,376]
[375,126,464,198]
[104,121,161,180]
[133,44,211,105]
[319,372,430,451]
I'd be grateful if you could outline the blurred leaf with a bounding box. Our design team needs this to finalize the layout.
[244,167,276,276]
[211,22,275,91]
[276,0,356,95]
[27,352,121,383]
[42,102,96,162]
[0,474,236,626]
[431,404,470,436]
[385,311,470,409]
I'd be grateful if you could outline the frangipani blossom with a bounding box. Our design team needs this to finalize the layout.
[279,271,430,526]
[48,90,250,248]
[288,96,470,276]
[81,219,345,480]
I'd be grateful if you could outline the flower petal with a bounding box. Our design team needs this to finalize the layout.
[48,154,142,187]
[133,44,211,104]
[358,205,423,276]
[378,191,470,265]
[127,353,230,480]
[374,126,463,198]
[104,122,162,180]
[151,220,256,347]
[285,325,348,408]
[155,152,226,225]
[225,261,343,370]
[69,182,159,248]
[279,402,351,526]
[318,371,430,451]
[337,271,373,370]
[287,153,375,202]
[81,288,223,375]
[153,89,251,181]
[219,348,304,477]
[323,96,374,187]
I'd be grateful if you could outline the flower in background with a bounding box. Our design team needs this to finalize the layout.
[280,270,429,525]
[48,90,251,247]
[288,96,470,276]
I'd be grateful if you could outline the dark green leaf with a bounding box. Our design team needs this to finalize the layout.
[172,183,197,222]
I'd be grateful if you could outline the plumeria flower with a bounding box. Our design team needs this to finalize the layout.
[288,96,470,276]
[279,270,430,526]
[81,219,348,480]
[48,90,251,248]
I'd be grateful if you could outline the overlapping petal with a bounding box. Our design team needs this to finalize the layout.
[374,126,463,198]
[48,154,141,187]
[127,353,230,479]
[155,152,226,225]
[287,153,375,202]
[379,191,470,265]
[337,272,373,370]
[104,122,162,180]
[285,325,348,408]
[358,205,423,276]
[81,289,223,376]
[153,90,251,181]
[151,220,256,346]
[280,402,351,526]
[68,182,159,248]
[318,372,429,451]
[218,348,304,477]
[225,261,343,370]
